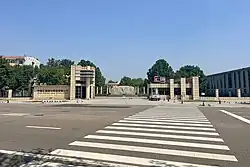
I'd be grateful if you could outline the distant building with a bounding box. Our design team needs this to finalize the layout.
[147,76,200,100]
[0,55,40,67]
[206,67,250,97]
[33,65,96,100]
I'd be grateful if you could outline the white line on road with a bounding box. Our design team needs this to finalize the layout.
[131,116,207,119]
[50,149,218,167]
[112,123,216,131]
[129,116,209,121]
[69,141,237,162]
[119,120,213,127]
[85,135,230,150]
[220,110,250,125]
[96,130,224,142]
[1,113,30,116]
[105,126,220,136]
[124,118,211,124]
[26,126,61,130]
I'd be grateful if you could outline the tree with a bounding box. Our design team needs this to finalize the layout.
[108,80,118,83]
[147,59,174,82]
[46,58,61,67]
[120,76,132,86]
[37,67,67,85]
[0,58,9,89]
[175,65,207,94]
[77,59,106,87]
[120,77,144,87]
[59,59,74,68]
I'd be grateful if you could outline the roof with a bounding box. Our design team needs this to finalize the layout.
[0,55,25,59]
[207,67,250,77]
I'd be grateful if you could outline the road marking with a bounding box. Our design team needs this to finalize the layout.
[220,110,250,125]
[119,120,213,127]
[26,126,61,130]
[131,116,207,119]
[85,135,230,150]
[129,116,209,121]
[105,126,220,136]
[50,149,218,167]
[112,123,216,131]
[69,141,237,162]
[124,118,211,124]
[1,113,30,116]
[96,130,224,142]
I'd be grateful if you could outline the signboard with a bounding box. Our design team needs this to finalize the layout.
[153,76,167,83]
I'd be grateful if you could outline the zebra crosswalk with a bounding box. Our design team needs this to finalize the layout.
[50,106,238,167]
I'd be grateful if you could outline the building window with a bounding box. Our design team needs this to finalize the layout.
[234,72,237,88]
[238,71,241,88]
[243,71,246,88]
[228,73,232,88]
[224,74,227,88]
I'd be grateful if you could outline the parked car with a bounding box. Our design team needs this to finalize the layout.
[149,94,160,101]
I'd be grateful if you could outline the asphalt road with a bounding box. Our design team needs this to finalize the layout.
[0,103,250,167]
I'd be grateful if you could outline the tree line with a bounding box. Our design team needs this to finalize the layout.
[0,57,206,95]
[118,59,206,93]
[0,58,106,95]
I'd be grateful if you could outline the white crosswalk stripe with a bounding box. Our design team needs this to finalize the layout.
[49,106,238,167]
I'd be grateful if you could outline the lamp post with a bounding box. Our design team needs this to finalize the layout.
[201,92,205,106]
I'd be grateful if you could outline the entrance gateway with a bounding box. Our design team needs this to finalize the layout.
[147,76,199,100]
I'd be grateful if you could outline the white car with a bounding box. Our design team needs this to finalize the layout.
[149,94,161,101]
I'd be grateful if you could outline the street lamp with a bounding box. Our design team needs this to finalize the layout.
[201,92,205,106]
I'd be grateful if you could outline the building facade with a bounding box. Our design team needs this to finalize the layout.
[147,76,199,100]
[206,67,250,97]
[70,65,95,100]
[0,55,40,67]
[33,85,70,100]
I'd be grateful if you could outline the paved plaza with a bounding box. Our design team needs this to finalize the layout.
[0,99,250,166]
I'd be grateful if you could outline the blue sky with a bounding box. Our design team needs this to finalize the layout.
[1,0,250,81]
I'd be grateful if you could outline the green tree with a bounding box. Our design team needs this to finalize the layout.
[60,59,74,68]
[147,59,174,82]
[175,65,206,94]
[120,76,132,86]
[38,67,67,85]
[46,58,61,67]
[0,58,9,89]
[108,80,118,83]
[77,59,106,87]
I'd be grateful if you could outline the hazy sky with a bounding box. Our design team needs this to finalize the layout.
[1,0,250,81]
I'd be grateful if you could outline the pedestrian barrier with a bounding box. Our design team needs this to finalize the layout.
[42,100,63,103]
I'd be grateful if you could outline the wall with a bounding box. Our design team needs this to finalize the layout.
[202,96,250,102]
[33,85,70,100]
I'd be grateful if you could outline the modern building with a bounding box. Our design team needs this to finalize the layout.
[206,67,250,97]
[32,65,96,100]
[0,55,40,67]
[147,76,199,100]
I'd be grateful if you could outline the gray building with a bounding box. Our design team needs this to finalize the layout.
[206,67,250,97]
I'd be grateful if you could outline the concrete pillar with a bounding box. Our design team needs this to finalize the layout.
[147,84,150,95]
[181,78,186,100]
[96,86,99,95]
[143,87,146,95]
[106,86,109,95]
[215,89,219,100]
[137,87,140,95]
[86,78,90,99]
[100,86,103,94]
[8,89,12,99]
[237,88,241,97]
[155,88,159,95]
[70,66,76,100]
[192,77,199,100]
[170,79,174,99]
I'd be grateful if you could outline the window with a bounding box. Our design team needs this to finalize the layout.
[224,74,227,88]
[234,72,237,88]
[228,73,232,88]
[243,71,246,88]
[238,71,241,88]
